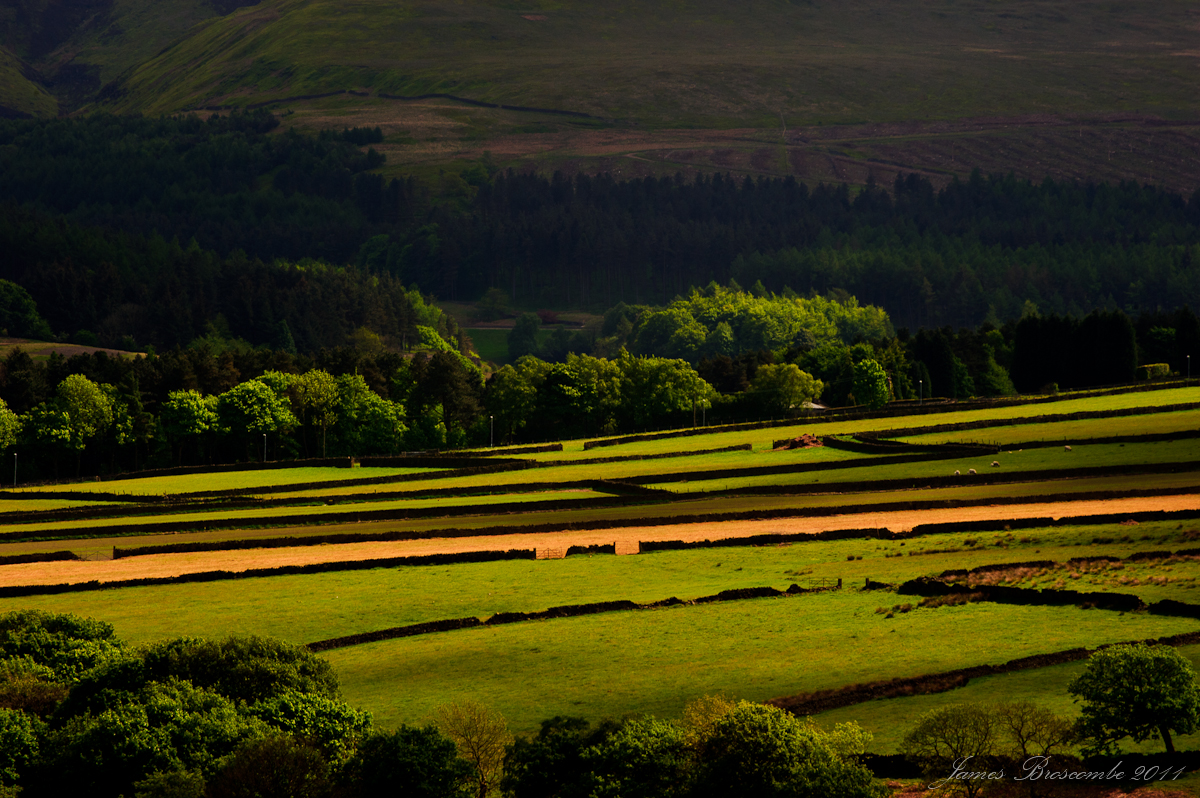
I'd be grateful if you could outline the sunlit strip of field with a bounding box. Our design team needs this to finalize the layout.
[0,519,1190,646]
[11,466,440,496]
[0,489,610,534]
[529,387,1200,459]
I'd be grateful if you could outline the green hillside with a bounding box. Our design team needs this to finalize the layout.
[101,0,1200,125]
[0,47,56,117]
[0,0,246,115]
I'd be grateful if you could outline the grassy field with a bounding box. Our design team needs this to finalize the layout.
[0,488,613,535]
[324,596,1198,733]
[813,643,1200,754]
[661,439,1200,492]
[13,465,441,497]
[0,499,120,514]
[519,387,1200,461]
[6,469,1195,551]
[7,384,1200,759]
[900,408,1200,446]
[467,328,510,364]
[1,519,1191,640]
[4,521,1195,735]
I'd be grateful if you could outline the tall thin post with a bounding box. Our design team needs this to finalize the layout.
[262,433,267,463]
[919,379,923,405]
[12,453,15,488]
[490,415,494,448]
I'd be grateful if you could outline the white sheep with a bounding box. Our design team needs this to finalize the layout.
[968,468,977,475]
[991,460,1000,467]
[1064,445,1072,451]
[953,470,961,476]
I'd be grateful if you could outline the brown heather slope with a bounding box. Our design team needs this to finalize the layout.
[274,95,1200,194]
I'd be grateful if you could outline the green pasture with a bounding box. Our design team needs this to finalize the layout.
[0,488,610,535]
[660,439,1200,493]
[467,328,511,364]
[2,435,1189,540]
[14,466,439,497]
[3,518,1195,629]
[324,595,1199,734]
[1,520,1189,644]
[814,643,1200,755]
[899,407,1200,447]
[518,386,1200,461]
[5,467,1195,554]
[6,520,1200,734]
[276,445,876,498]
[281,431,1200,500]
[5,387,1200,748]
[0,499,119,514]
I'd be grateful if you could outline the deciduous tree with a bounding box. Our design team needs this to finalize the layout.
[437,701,512,798]
[1068,643,1200,755]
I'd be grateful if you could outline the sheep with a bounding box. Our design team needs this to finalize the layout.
[991,460,1000,467]
[953,470,961,476]
[968,468,977,475]
[1064,445,1072,451]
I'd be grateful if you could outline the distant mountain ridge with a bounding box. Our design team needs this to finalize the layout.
[6,0,1199,125]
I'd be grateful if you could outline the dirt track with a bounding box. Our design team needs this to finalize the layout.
[4,493,1199,589]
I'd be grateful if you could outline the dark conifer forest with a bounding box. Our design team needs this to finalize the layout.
[1,110,1198,478]
[2,112,1198,338]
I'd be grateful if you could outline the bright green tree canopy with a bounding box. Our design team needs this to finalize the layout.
[1068,643,1200,755]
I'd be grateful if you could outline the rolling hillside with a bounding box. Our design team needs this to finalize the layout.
[96,0,1200,125]
[0,46,56,117]
[0,0,254,114]
[5,0,1197,187]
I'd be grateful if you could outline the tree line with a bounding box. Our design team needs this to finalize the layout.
[2,286,1195,480]
[0,208,458,355]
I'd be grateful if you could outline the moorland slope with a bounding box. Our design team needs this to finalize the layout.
[95,0,1199,125]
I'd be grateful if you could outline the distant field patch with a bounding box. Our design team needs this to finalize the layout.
[466,328,510,364]
[661,440,1200,493]
[0,488,608,535]
[0,499,119,513]
[897,407,1200,446]
[15,466,439,496]
[542,386,1200,459]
